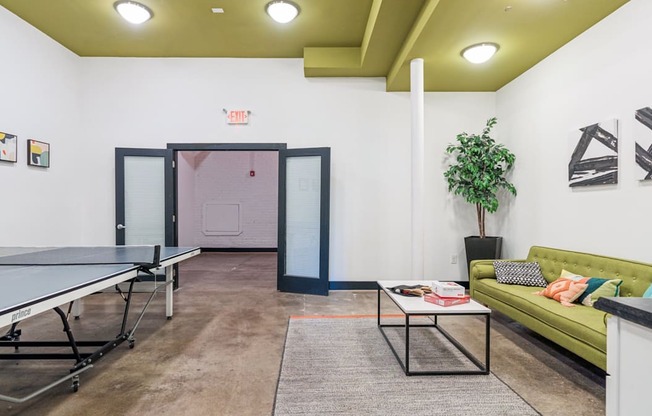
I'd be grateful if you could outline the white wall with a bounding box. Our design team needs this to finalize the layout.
[1,5,496,281]
[425,93,497,279]
[0,7,83,246]
[177,150,278,248]
[496,0,652,262]
[76,57,495,281]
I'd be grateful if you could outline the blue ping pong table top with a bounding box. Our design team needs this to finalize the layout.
[0,246,199,321]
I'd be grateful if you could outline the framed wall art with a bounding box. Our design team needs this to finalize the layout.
[634,107,652,180]
[0,132,17,163]
[568,119,618,187]
[27,139,50,168]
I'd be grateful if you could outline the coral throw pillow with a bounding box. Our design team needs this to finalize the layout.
[536,278,588,307]
[559,269,622,307]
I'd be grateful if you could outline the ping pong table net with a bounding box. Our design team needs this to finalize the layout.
[0,245,161,270]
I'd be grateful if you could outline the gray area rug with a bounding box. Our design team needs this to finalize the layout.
[274,318,540,416]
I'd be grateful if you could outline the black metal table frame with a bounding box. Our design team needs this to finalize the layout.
[377,284,490,376]
[0,274,171,402]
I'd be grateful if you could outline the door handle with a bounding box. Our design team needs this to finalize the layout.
[117,224,126,230]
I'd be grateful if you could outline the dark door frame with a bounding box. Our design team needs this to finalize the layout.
[115,147,176,286]
[115,147,175,246]
[167,143,331,295]
[166,143,287,248]
[277,147,331,296]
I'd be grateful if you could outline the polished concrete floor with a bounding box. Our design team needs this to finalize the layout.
[0,253,605,415]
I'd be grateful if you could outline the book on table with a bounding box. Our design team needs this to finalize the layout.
[424,293,471,307]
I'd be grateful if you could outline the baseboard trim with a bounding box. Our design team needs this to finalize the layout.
[201,247,277,253]
[328,281,470,290]
[329,281,377,290]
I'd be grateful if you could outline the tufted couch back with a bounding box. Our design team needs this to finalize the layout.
[527,246,652,297]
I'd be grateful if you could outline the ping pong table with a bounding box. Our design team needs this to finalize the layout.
[0,245,200,403]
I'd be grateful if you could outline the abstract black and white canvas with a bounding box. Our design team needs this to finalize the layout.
[568,119,618,187]
[634,107,652,181]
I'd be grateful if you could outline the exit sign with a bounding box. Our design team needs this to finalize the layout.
[226,110,249,125]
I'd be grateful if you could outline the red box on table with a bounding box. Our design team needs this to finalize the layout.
[424,293,471,307]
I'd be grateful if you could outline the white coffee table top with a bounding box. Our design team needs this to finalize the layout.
[378,280,491,315]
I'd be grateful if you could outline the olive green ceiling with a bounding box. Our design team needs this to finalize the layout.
[0,0,629,92]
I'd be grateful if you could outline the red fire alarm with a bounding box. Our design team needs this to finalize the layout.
[249,170,255,177]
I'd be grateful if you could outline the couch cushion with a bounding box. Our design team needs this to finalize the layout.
[556,270,623,307]
[494,261,548,287]
[536,278,588,307]
[471,260,503,280]
[645,284,652,298]
[474,278,607,353]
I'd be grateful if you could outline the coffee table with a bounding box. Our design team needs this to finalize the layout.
[377,280,491,376]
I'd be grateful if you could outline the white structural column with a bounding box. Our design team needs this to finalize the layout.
[410,58,425,279]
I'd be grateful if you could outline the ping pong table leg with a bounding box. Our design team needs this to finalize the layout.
[165,265,173,319]
[52,307,83,364]
[120,279,137,336]
[71,299,83,319]
[1,323,21,352]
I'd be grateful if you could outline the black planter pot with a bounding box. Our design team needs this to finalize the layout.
[464,236,503,278]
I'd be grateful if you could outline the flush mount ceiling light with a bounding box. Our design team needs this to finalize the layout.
[461,43,499,64]
[114,1,153,24]
[266,1,300,24]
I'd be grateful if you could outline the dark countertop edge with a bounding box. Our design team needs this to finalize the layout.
[594,297,652,330]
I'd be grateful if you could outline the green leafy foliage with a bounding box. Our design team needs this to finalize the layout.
[443,117,516,238]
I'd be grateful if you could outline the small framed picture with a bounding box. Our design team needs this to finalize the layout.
[0,132,18,163]
[27,139,50,168]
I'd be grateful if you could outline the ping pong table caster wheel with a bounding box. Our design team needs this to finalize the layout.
[128,340,135,349]
[72,376,80,393]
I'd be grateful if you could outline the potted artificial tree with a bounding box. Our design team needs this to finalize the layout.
[443,117,516,277]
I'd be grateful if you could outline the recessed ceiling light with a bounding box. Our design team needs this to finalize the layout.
[461,43,499,64]
[114,1,153,24]
[266,1,300,24]
[212,8,224,14]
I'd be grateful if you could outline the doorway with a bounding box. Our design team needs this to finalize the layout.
[176,150,279,251]
[116,143,331,295]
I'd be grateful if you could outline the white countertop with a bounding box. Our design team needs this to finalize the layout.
[377,280,491,315]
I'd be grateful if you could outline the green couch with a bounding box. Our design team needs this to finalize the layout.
[469,245,652,370]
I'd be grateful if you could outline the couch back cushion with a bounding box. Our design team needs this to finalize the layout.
[527,246,652,297]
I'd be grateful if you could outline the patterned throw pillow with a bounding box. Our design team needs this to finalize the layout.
[559,269,622,307]
[535,278,588,307]
[493,261,548,287]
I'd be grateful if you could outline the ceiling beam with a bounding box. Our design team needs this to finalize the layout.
[303,47,361,74]
[385,0,441,91]
[303,0,384,76]
[360,0,384,64]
